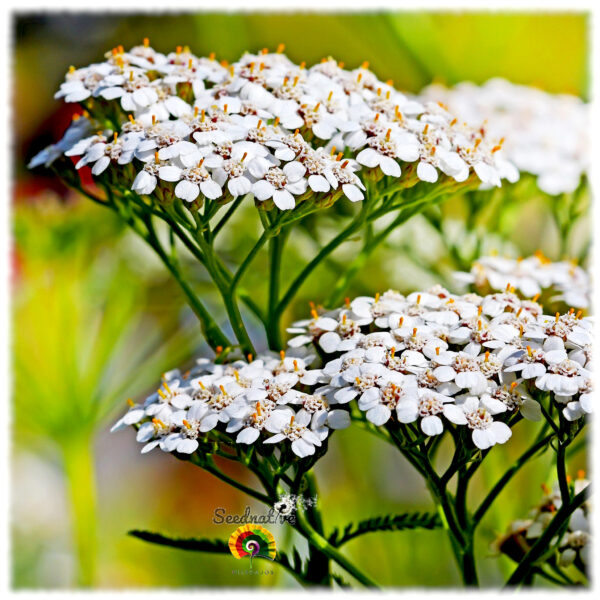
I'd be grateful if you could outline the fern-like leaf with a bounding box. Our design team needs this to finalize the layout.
[128,530,229,553]
[328,512,441,547]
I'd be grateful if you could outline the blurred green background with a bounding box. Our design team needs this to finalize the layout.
[13,11,588,589]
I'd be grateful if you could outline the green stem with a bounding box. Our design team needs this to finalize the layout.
[275,202,369,317]
[141,215,231,350]
[505,484,590,587]
[295,502,378,588]
[191,455,272,505]
[266,228,289,350]
[212,196,245,238]
[61,433,98,587]
[472,433,554,527]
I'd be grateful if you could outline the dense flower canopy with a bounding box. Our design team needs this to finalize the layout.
[422,78,589,195]
[30,41,519,210]
[114,276,592,456]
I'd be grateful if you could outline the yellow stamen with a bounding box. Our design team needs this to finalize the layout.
[157,389,166,399]
[219,384,226,394]
[555,312,560,323]
[280,350,286,361]
[127,398,135,407]
[247,353,253,362]
[577,469,586,479]
[435,347,440,356]
[293,359,299,372]
[143,37,150,47]
[256,402,262,416]
[216,345,223,354]
[277,43,285,54]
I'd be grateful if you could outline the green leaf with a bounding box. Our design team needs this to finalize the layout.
[328,512,441,547]
[128,530,229,554]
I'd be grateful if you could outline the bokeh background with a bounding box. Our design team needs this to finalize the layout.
[13,11,589,588]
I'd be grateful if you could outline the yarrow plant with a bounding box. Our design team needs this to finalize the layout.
[30,41,591,589]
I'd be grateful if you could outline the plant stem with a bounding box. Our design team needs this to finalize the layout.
[141,215,231,350]
[505,484,590,587]
[472,433,554,527]
[266,228,289,350]
[61,433,98,587]
[294,502,378,588]
[275,202,369,318]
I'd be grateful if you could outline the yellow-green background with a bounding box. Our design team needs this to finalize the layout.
[13,11,588,589]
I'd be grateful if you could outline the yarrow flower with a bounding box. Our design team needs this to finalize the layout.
[492,473,590,568]
[30,41,517,212]
[455,251,591,308]
[422,78,589,195]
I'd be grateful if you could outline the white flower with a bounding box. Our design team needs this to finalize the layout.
[396,387,463,435]
[454,397,512,449]
[264,408,323,457]
[252,163,307,210]
[159,162,222,201]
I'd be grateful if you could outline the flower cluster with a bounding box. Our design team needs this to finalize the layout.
[287,283,592,440]
[454,251,591,308]
[113,279,592,456]
[493,474,590,568]
[30,41,517,210]
[111,351,350,458]
[422,78,589,195]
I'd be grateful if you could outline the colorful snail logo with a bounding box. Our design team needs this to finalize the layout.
[228,524,277,566]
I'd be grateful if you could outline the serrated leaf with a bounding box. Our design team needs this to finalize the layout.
[328,512,441,547]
